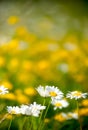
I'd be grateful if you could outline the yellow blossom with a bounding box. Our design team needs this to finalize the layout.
[1,93,16,100]
[79,108,88,116]
[2,81,13,90]
[24,87,37,96]
[8,58,19,70]
[16,94,29,104]
[37,60,49,70]
[0,56,5,67]
[16,26,28,37]
[7,16,19,24]
[54,113,67,122]
[22,61,32,71]
[81,99,88,107]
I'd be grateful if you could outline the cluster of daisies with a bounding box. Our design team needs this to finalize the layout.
[0,85,88,117]
[7,102,46,117]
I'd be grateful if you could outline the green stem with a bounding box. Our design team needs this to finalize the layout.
[77,100,82,130]
[8,115,13,130]
[29,116,33,130]
[37,98,46,130]
[39,98,46,122]
[22,116,28,130]
[41,99,51,130]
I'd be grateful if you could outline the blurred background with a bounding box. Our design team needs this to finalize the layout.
[0,0,88,129]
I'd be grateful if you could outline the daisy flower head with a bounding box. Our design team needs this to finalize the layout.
[36,85,50,97]
[51,98,69,110]
[24,102,46,117]
[67,112,78,120]
[66,91,88,100]
[0,85,9,95]
[20,104,29,115]
[46,86,64,99]
[54,112,68,122]
[7,106,20,114]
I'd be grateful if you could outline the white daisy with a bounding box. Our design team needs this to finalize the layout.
[27,102,46,117]
[20,102,46,117]
[7,106,20,114]
[20,105,29,115]
[67,112,78,119]
[51,98,69,110]
[36,85,49,97]
[46,86,64,99]
[0,85,9,95]
[66,91,88,100]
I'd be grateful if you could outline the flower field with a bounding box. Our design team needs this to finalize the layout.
[0,0,88,130]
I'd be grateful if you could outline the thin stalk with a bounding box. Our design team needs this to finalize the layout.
[39,98,46,122]
[37,98,46,130]
[29,116,33,130]
[22,116,28,130]
[8,115,13,130]
[77,100,82,130]
[41,100,51,130]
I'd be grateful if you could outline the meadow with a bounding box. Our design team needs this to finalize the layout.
[0,0,88,130]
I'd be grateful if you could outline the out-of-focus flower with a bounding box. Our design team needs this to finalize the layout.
[7,106,20,114]
[79,108,88,116]
[47,43,59,51]
[0,56,5,67]
[64,43,77,51]
[67,112,78,119]
[24,87,37,96]
[0,85,9,95]
[1,93,16,100]
[22,61,32,71]
[81,99,88,107]
[37,60,49,70]
[16,93,29,104]
[66,91,88,100]
[54,113,68,122]
[16,26,28,37]
[7,16,19,24]
[57,63,69,73]
[51,98,69,110]
[17,72,30,84]
[2,81,13,90]
[8,58,19,71]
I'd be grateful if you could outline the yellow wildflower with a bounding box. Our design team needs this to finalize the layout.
[81,99,88,107]
[54,113,67,122]
[24,87,37,96]
[22,61,32,71]
[2,81,13,90]
[0,56,5,67]
[7,16,19,24]
[1,93,16,100]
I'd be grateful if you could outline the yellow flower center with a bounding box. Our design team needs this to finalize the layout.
[55,102,62,107]
[73,91,82,97]
[49,91,57,97]
[11,110,16,114]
